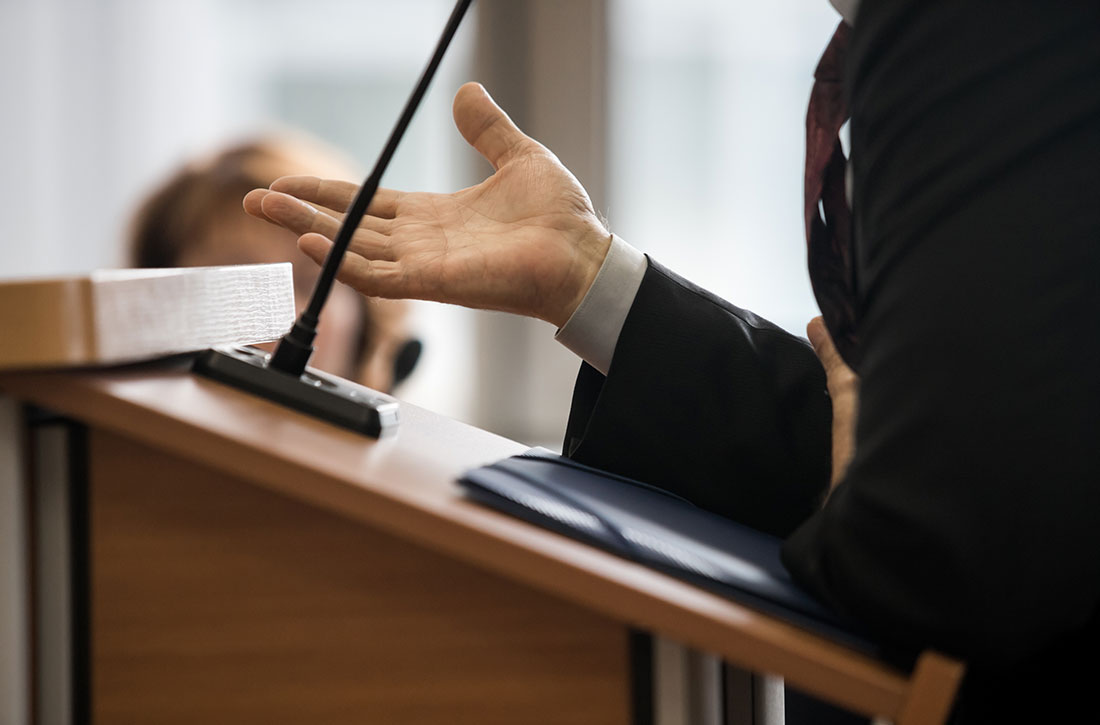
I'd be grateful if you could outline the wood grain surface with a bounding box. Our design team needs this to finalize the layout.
[90,428,628,724]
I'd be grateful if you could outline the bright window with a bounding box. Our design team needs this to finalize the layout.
[608,0,842,334]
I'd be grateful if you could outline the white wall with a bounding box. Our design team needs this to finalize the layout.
[0,0,225,276]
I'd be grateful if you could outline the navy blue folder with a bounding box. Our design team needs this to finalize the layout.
[458,449,877,654]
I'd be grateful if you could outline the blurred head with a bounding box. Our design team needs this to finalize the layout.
[128,133,419,391]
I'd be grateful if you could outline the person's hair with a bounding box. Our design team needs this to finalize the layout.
[129,134,355,267]
[127,134,376,372]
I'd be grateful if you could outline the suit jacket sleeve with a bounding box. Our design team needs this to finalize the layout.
[564,257,832,540]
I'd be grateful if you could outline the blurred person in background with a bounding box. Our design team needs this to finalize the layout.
[129,134,421,392]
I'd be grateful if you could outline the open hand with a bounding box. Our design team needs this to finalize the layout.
[244,82,611,328]
[807,316,860,488]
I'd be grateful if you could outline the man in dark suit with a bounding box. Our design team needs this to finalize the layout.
[247,2,1100,719]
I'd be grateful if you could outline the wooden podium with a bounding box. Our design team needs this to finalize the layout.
[0,360,963,725]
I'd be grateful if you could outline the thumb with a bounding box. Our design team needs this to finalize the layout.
[807,316,847,376]
[452,82,535,170]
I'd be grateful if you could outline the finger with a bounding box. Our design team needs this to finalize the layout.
[244,188,359,231]
[348,229,397,262]
[267,187,399,236]
[270,175,402,219]
[807,316,844,372]
[298,230,396,265]
[452,82,537,170]
[298,232,334,266]
[299,233,407,297]
[243,188,273,220]
[807,316,859,399]
[259,191,344,239]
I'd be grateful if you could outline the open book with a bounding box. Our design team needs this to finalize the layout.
[0,264,294,369]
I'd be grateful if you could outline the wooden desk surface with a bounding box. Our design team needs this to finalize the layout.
[1,360,911,720]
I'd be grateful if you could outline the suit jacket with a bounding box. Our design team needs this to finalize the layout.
[565,1,1100,720]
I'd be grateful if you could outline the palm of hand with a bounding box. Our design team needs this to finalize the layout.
[382,151,603,322]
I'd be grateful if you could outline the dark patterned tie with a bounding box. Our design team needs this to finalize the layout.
[804,21,859,367]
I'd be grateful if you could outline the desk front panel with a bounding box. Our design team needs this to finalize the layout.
[89,428,630,724]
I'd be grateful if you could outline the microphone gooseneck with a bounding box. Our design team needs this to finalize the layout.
[269,0,475,376]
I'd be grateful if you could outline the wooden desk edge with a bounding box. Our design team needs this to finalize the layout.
[1,367,961,721]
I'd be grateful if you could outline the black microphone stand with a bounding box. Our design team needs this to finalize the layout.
[193,0,474,437]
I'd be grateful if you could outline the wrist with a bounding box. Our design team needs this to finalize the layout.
[547,221,612,328]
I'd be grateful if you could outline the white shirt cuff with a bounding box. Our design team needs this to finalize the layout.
[554,235,648,376]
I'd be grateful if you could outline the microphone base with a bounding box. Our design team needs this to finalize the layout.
[192,346,399,438]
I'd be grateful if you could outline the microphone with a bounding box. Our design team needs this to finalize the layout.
[193,0,474,437]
